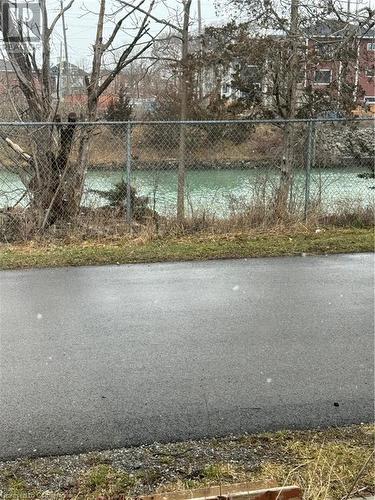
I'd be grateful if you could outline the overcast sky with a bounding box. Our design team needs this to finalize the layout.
[50,0,223,67]
[50,0,375,67]
[3,0,374,67]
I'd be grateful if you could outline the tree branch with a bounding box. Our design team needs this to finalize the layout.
[102,0,147,51]
[48,0,75,36]
[118,0,181,32]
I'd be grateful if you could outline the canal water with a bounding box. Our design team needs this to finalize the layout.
[1,166,373,216]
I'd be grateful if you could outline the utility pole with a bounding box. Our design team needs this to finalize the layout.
[197,0,202,35]
[60,0,70,98]
[177,0,192,221]
[197,0,203,101]
[58,42,63,98]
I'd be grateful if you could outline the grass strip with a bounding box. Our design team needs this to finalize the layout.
[0,228,373,270]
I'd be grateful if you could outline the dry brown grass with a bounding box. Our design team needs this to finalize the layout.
[2,193,373,245]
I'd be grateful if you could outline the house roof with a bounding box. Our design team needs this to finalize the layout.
[50,62,88,76]
[305,20,375,39]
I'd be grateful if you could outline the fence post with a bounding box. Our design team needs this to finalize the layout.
[304,120,316,221]
[126,121,132,225]
[177,121,186,221]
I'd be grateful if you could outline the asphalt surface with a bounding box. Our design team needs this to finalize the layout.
[0,253,374,460]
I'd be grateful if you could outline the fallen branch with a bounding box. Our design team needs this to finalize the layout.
[0,132,31,162]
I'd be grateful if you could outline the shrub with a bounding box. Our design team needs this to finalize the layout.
[92,180,151,220]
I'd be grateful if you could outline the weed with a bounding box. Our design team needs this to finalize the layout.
[6,477,30,498]
[200,463,237,481]
[84,464,112,491]
[79,464,136,497]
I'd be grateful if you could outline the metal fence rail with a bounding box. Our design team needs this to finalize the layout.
[0,117,373,241]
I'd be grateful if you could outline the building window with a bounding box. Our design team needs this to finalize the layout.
[367,42,375,51]
[314,69,332,84]
[365,67,375,78]
[315,41,336,59]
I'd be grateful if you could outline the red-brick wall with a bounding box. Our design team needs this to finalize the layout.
[358,38,375,98]
[306,37,375,102]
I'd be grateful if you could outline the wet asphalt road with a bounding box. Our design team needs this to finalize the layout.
[0,253,374,459]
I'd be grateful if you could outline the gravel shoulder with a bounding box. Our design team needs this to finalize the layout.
[0,425,374,499]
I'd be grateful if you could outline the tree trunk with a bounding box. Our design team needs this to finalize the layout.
[177,0,192,221]
[52,0,104,227]
[28,114,79,228]
[275,0,300,217]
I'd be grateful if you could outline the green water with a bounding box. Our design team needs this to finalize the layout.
[1,167,374,216]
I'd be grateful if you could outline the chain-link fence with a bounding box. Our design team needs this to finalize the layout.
[0,117,373,241]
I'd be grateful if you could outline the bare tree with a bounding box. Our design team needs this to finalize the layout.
[0,0,158,229]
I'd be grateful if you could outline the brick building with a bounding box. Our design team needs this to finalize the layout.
[216,21,375,112]
[306,22,375,106]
